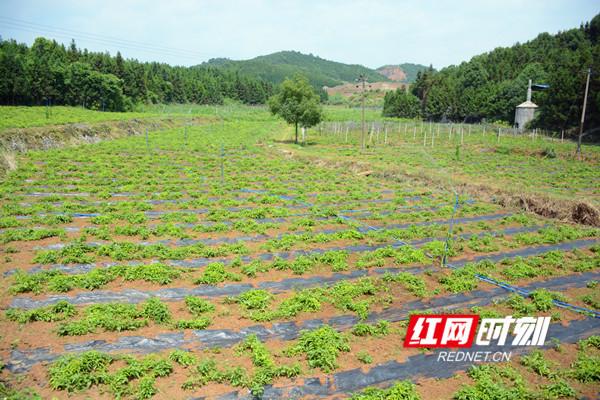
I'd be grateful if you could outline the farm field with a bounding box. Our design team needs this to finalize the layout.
[0,106,165,131]
[0,106,598,399]
[0,104,386,132]
[300,121,600,211]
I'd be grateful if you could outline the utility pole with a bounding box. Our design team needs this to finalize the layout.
[356,74,370,149]
[577,68,591,159]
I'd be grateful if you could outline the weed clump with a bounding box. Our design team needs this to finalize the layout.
[48,351,173,398]
[287,325,350,372]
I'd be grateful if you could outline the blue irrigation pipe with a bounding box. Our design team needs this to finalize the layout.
[447,266,600,319]
[338,196,600,319]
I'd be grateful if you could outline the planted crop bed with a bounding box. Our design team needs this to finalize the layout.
[0,116,599,399]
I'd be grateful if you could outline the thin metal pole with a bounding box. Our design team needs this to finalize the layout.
[577,68,591,158]
[358,75,366,149]
[220,143,224,184]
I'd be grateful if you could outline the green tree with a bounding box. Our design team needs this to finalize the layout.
[0,36,272,108]
[382,89,421,118]
[64,62,125,111]
[268,75,323,143]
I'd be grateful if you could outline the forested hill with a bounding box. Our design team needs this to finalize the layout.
[377,63,429,83]
[203,51,389,88]
[0,37,273,111]
[409,13,600,132]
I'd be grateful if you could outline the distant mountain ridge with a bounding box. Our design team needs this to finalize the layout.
[376,63,430,83]
[203,51,428,89]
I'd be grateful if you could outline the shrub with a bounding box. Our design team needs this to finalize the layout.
[356,351,373,364]
[350,381,420,400]
[174,317,211,330]
[236,290,273,310]
[142,298,171,323]
[570,353,600,382]
[454,364,533,400]
[194,263,241,285]
[530,289,565,312]
[169,350,197,367]
[351,320,390,337]
[521,350,554,377]
[288,325,350,372]
[439,265,479,293]
[6,301,76,324]
[48,351,112,391]
[382,272,427,297]
[184,296,215,315]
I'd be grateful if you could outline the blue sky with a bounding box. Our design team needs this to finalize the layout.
[0,0,598,69]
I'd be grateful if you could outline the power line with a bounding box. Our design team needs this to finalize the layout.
[0,16,213,61]
[0,16,210,58]
[0,16,205,56]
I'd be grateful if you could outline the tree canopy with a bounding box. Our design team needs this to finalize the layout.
[382,89,421,118]
[268,75,323,143]
[205,50,388,89]
[400,13,600,138]
[0,37,273,111]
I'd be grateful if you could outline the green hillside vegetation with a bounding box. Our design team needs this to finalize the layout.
[405,13,600,136]
[0,37,273,111]
[328,90,386,108]
[399,63,430,83]
[204,51,389,89]
[377,63,429,83]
